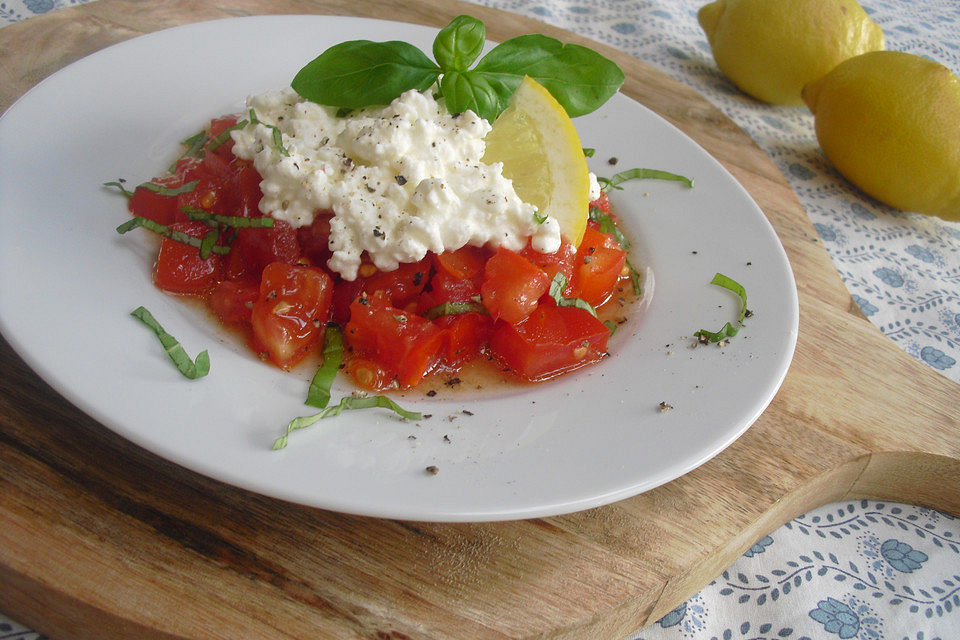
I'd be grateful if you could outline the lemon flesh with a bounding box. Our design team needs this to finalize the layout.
[803,51,960,221]
[483,76,591,246]
[698,0,884,106]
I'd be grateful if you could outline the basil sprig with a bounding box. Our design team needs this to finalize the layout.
[694,273,749,343]
[130,306,210,379]
[291,15,625,122]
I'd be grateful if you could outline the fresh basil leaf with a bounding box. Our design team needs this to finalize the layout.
[440,70,512,122]
[433,15,485,72]
[474,33,625,117]
[600,167,694,192]
[694,272,748,343]
[272,394,422,450]
[131,306,210,379]
[305,326,344,409]
[139,180,199,197]
[603,320,619,335]
[548,272,598,317]
[292,40,441,108]
[181,206,275,229]
[583,148,596,157]
[117,217,231,255]
[206,119,247,151]
[103,180,134,198]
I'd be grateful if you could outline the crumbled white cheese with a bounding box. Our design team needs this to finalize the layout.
[231,88,563,280]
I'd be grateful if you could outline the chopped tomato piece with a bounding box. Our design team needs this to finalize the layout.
[480,248,549,325]
[250,262,333,369]
[207,280,259,324]
[206,115,239,159]
[344,357,394,392]
[433,245,487,279]
[128,175,185,226]
[520,237,578,298]
[153,221,223,295]
[226,219,300,282]
[589,190,612,215]
[344,293,444,388]
[331,258,431,324]
[435,312,494,369]
[490,303,610,381]
[572,226,626,307]
[296,211,334,266]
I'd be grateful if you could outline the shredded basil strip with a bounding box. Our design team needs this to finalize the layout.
[248,108,291,157]
[103,180,134,198]
[625,257,643,297]
[181,130,209,157]
[694,272,749,343]
[604,320,619,335]
[599,168,693,192]
[583,148,596,157]
[424,301,488,320]
[206,119,248,151]
[116,217,231,255]
[139,180,199,197]
[130,306,210,379]
[272,395,422,450]
[533,211,548,224]
[305,326,344,409]
[548,273,598,317]
[181,206,274,229]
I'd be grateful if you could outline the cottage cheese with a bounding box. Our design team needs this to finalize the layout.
[231,88,563,280]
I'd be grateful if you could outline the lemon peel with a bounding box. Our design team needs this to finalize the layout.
[698,0,884,105]
[803,51,960,220]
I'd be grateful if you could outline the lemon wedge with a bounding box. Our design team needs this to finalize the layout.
[482,76,591,246]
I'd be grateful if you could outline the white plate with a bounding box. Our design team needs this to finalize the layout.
[0,15,798,521]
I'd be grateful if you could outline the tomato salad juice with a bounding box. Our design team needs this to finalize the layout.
[128,115,635,391]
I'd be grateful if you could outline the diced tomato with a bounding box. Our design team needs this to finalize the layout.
[153,221,223,295]
[589,190,612,215]
[128,175,184,226]
[206,115,239,159]
[207,280,259,324]
[480,248,549,325]
[297,211,335,267]
[519,237,578,297]
[435,312,494,369]
[433,245,487,279]
[490,303,610,381]
[250,262,333,369]
[572,226,626,307]
[344,293,444,388]
[344,357,394,392]
[226,219,300,282]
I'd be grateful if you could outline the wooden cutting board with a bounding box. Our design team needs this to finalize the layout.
[1,1,958,639]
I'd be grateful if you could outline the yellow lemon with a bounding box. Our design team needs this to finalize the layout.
[803,51,960,221]
[483,76,590,246]
[698,0,884,105]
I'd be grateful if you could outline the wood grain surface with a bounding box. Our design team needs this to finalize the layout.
[1,1,958,639]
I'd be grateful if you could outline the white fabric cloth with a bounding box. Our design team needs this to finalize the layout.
[2,1,959,638]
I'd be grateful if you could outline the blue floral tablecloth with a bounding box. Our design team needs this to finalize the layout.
[2,1,959,639]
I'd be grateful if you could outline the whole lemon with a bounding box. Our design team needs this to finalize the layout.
[698,0,884,105]
[802,51,960,221]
